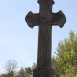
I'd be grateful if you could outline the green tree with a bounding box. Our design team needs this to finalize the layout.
[18,67,26,77]
[0,74,7,77]
[52,31,77,77]
[5,60,18,77]
[25,67,32,77]
[31,63,37,70]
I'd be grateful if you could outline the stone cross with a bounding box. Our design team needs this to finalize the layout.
[25,0,66,77]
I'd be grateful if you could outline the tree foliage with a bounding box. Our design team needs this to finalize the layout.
[5,60,17,77]
[52,31,77,77]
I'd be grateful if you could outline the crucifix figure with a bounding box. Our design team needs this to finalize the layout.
[25,0,66,77]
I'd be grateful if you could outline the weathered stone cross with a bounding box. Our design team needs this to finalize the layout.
[25,0,66,77]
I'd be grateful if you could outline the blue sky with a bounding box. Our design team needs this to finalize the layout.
[0,0,77,73]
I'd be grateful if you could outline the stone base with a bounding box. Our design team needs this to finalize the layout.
[33,67,54,77]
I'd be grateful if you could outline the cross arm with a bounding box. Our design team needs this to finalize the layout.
[25,11,40,28]
[49,10,66,28]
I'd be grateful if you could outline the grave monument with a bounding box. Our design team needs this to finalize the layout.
[25,0,66,77]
